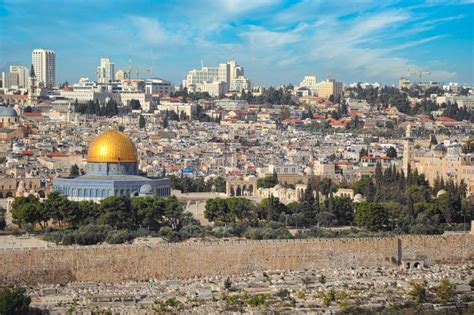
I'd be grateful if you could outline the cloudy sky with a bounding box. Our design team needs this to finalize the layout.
[1,0,473,86]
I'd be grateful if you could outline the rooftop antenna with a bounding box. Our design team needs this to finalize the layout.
[150,48,154,78]
[201,60,204,69]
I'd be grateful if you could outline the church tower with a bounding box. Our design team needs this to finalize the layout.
[28,64,37,105]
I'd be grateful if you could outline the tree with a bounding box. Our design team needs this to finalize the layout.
[69,164,80,177]
[386,146,397,158]
[256,172,278,189]
[163,195,186,229]
[0,207,5,230]
[162,116,169,129]
[43,192,69,226]
[295,184,318,227]
[331,197,355,226]
[355,202,388,231]
[130,99,141,110]
[0,287,31,315]
[139,114,146,129]
[98,196,137,230]
[258,195,288,222]
[462,140,474,154]
[11,195,48,230]
[133,196,165,231]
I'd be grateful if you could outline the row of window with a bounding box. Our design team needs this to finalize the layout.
[54,186,171,198]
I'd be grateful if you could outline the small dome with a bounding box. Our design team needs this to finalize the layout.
[0,106,18,117]
[433,144,446,152]
[139,184,153,195]
[274,184,282,189]
[437,189,447,197]
[354,193,365,202]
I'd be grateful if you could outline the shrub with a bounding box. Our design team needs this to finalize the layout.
[0,287,31,314]
[408,281,428,304]
[435,278,454,304]
[158,226,172,236]
[106,230,135,244]
[73,224,112,245]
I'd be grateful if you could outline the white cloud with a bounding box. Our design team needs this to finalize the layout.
[217,0,277,14]
[129,16,176,44]
[240,26,301,48]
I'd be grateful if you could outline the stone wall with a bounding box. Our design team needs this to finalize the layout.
[0,235,472,287]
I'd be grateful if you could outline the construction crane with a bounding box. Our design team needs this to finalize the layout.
[405,68,431,83]
[326,73,333,80]
[135,66,152,80]
[413,70,431,83]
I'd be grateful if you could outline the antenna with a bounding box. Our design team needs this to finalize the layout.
[150,48,154,78]
[128,55,132,79]
[201,60,204,68]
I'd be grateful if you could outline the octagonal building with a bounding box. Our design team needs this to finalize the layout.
[53,130,171,201]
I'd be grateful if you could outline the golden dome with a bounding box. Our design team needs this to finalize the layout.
[87,130,138,163]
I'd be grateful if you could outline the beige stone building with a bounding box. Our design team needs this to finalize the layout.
[317,79,343,99]
[404,140,474,199]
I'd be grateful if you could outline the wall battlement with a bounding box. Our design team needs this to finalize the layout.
[0,234,472,286]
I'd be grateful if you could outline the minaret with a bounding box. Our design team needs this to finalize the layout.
[28,64,37,105]
[403,123,414,175]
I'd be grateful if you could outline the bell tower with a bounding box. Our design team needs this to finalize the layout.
[28,64,37,105]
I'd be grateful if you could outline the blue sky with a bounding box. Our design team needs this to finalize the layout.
[1,0,473,86]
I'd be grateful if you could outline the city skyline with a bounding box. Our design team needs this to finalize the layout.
[1,0,473,86]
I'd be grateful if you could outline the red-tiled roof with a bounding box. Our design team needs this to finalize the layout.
[47,152,67,157]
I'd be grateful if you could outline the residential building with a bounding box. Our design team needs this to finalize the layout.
[9,65,29,88]
[32,49,56,88]
[96,57,115,83]
[317,79,343,99]
[1,72,18,89]
[115,69,128,80]
[145,78,174,96]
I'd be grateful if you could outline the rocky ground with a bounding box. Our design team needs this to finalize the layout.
[29,263,474,314]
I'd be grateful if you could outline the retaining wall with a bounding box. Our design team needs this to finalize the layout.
[0,234,472,286]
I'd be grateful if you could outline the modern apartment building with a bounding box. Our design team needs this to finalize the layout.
[96,58,115,83]
[9,65,29,88]
[32,49,56,88]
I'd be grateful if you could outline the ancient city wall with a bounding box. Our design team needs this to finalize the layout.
[0,234,472,286]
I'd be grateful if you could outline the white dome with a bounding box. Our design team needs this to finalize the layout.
[437,189,447,197]
[139,184,153,195]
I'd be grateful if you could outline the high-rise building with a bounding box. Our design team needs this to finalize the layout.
[115,69,128,81]
[96,58,115,83]
[316,79,343,99]
[1,72,18,89]
[9,65,29,88]
[32,49,56,88]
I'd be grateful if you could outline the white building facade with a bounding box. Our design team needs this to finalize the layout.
[32,49,56,88]
[96,58,115,83]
